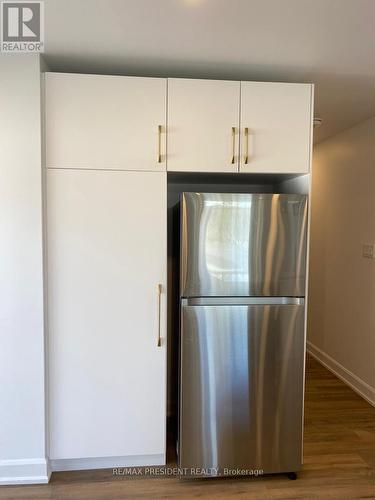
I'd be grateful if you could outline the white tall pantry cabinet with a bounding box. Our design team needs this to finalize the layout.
[45,74,168,468]
[47,171,167,464]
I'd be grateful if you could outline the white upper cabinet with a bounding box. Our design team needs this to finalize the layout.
[167,78,240,173]
[45,73,167,171]
[239,82,313,174]
[45,73,312,174]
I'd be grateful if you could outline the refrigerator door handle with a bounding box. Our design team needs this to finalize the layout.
[181,297,305,307]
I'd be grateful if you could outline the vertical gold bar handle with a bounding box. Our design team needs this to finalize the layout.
[157,125,162,163]
[157,283,162,347]
[231,127,236,164]
[244,127,249,164]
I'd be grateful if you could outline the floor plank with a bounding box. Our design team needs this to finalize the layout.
[2,355,375,499]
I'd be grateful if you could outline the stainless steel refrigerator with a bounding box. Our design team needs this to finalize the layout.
[178,192,308,476]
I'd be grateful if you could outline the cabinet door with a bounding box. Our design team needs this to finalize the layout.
[240,82,313,173]
[167,78,240,173]
[47,169,167,461]
[45,73,167,171]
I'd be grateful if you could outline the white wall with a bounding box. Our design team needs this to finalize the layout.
[308,116,375,405]
[0,55,49,484]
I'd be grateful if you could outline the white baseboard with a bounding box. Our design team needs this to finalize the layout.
[307,341,375,407]
[50,453,165,472]
[0,457,51,485]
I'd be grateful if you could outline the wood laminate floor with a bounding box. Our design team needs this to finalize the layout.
[2,355,375,499]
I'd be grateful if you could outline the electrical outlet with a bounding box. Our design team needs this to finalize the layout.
[362,244,375,259]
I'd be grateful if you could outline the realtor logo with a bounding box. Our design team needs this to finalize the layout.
[1,1,44,52]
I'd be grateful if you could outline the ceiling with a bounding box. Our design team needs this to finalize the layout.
[44,0,375,143]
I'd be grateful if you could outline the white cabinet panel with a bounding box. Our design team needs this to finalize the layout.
[240,82,312,173]
[45,73,167,171]
[167,78,240,173]
[47,169,167,460]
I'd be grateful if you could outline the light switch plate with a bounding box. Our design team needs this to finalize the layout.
[362,244,375,259]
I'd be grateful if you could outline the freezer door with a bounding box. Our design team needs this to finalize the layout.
[179,301,305,474]
[181,193,307,297]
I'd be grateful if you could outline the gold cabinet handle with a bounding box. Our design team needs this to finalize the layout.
[157,283,162,347]
[231,127,236,164]
[157,125,162,163]
[244,127,249,164]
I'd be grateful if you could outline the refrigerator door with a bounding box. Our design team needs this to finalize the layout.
[181,193,307,297]
[179,299,305,475]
